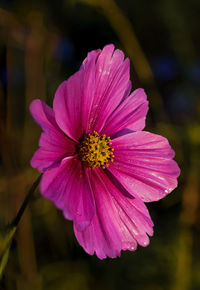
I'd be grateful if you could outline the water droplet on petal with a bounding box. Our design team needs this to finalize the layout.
[164,188,173,194]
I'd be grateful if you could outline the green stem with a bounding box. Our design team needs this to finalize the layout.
[10,174,42,228]
[0,174,42,278]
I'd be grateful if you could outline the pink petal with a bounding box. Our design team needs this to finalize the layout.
[53,70,84,142]
[88,45,131,133]
[31,148,67,172]
[30,99,60,132]
[30,99,75,171]
[40,157,95,231]
[103,89,149,136]
[74,168,153,259]
[53,49,100,141]
[81,50,99,134]
[109,131,180,202]
[53,44,131,140]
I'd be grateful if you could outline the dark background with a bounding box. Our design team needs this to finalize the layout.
[0,0,200,289]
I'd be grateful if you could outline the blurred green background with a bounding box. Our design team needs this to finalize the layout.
[0,0,200,289]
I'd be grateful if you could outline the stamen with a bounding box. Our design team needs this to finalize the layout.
[77,131,114,169]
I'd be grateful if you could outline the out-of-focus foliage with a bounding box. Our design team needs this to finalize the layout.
[0,227,16,279]
[0,0,199,289]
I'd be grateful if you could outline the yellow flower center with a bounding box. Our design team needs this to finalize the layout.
[77,131,114,169]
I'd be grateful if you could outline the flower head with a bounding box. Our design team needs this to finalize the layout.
[30,44,180,259]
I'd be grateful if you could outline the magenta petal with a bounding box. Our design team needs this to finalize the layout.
[40,157,95,231]
[110,131,180,202]
[31,148,66,172]
[30,99,60,132]
[38,131,74,153]
[30,99,75,171]
[53,70,84,141]
[74,168,153,259]
[53,44,131,138]
[63,167,95,231]
[81,52,98,133]
[52,49,100,140]
[86,45,131,133]
[103,88,149,136]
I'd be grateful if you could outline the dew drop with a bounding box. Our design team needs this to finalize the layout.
[164,188,172,194]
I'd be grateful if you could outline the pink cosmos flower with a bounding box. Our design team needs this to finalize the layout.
[30,44,180,259]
